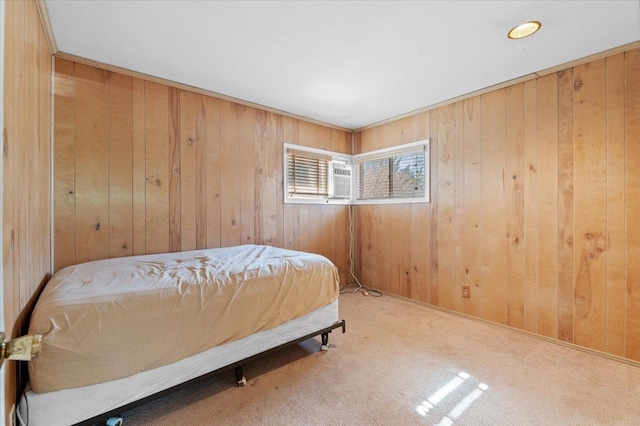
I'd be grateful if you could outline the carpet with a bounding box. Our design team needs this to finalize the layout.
[121,292,640,425]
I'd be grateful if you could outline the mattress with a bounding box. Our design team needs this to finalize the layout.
[28,245,339,393]
[18,300,339,426]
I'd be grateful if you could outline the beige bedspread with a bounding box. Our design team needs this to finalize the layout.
[28,245,339,393]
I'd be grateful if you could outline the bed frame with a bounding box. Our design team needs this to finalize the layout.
[71,320,345,425]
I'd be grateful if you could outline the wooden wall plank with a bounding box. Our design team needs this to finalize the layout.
[203,96,221,248]
[53,59,76,270]
[377,205,391,293]
[132,78,147,255]
[144,81,170,254]
[557,68,575,343]
[625,48,640,360]
[3,1,18,411]
[505,84,525,329]
[283,202,294,250]
[17,0,31,313]
[274,118,285,248]
[239,107,255,245]
[335,204,349,286]
[3,3,23,410]
[436,104,456,310]
[179,90,197,251]
[523,79,539,333]
[410,205,429,303]
[387,204,403,296]
[321,204,336,268]
[429,109,439,306]
[573,59,607,351]
[399,203,412,298]
[462,97,482,316]
[605,53,626,356]
[195,95,207,250]
[361,205,377,292]
[107,72,133,258]
[480,90,508,324]
[298,204,309,253]
[37,21,51,288]
[255,110,277,245]
[452,102,466,313]
[220,102,242,246]
[536,74,559,338]
[74,64,109,263]
[168,88,181,252]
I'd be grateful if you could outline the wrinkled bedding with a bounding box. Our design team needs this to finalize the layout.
[28,245,339,393]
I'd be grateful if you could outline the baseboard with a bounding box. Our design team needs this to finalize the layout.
[378,290,640,370]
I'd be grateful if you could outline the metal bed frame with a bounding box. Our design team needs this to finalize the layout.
[74,320,346,426]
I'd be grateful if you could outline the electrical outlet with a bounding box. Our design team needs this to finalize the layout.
[462,285,470,298]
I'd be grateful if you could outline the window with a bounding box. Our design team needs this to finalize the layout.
[284,143,351,204]
[283,140,429,205]
[354,140,429,204]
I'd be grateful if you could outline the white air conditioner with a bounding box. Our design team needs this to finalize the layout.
[328,161,352,199]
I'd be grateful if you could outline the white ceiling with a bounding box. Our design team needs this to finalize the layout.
[44,1,640,130]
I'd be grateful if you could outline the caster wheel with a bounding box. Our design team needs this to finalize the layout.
[237,376,247,387]
[106,417,123,426]
[321,344,329,351]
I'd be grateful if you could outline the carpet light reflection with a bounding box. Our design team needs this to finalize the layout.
[416,371,488,424]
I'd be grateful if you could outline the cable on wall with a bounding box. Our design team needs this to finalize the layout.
[340,204,382,297]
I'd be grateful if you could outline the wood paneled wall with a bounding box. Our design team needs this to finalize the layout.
[355,48,640,362]
[2,0,52,417]
[53,59,352,285]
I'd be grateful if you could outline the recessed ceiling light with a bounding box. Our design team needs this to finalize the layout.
[508,21,541,39]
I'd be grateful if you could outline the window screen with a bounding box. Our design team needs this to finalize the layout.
[286,149,330,198]
[356,145,427,201]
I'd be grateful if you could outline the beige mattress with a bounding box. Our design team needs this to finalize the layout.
[28,245,339,393]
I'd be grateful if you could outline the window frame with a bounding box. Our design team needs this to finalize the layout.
[353,139,430,205]
[283,139,430,205]
[283,143,352,205]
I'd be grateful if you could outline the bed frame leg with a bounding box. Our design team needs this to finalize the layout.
[321,332,330,351]
[235,365,247,387]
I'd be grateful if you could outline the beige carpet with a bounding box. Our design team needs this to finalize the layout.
[121,293,640,425]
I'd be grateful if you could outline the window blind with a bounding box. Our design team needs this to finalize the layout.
[286,150,330,198]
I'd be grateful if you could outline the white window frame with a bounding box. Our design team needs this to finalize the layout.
[353,139,430,205]
[283,143,352,205]
[283,139,430,205]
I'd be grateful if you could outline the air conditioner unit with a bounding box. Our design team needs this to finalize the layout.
[328,161,352,199]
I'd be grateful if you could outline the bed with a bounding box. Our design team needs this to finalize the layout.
[17,244,344,426]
